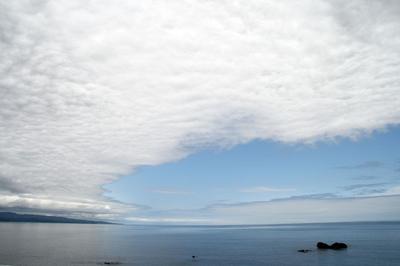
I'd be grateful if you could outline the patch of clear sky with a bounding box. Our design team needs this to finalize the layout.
[105,126,400,210]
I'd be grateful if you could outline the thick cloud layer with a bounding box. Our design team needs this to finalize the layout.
[1,0,400,217]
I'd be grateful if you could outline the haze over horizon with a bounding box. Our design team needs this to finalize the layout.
[1,0,400,224]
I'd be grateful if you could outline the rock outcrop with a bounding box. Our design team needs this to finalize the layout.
[330,242,348,250]
[317,242,331,249]
[297,249,312,253]
[317,242,348,250]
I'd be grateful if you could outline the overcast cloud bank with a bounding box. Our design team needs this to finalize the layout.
[1,0,400,220]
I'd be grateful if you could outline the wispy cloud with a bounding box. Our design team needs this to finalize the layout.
[341,183,387,191]
[125,216,211,224]
[351,175,379,181]
[276,193,338,200]
[383,186,400,196]
[148,188,192,195]
[206,195,400,224]
[338,182,400,197]
[355,188,387,196]
[240,186,296,193]
[336,161,384,170]
[127,194,400,225]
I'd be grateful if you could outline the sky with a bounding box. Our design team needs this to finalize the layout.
[106,127,400,224]
[0,0,400,224]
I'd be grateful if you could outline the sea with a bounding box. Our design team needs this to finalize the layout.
[0,222,399,266]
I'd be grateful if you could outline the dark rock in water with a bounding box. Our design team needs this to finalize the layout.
[103,262,122,265]
[317,242,331,249]
[331,242,348,250]
[297,249,312,253]
[317,242,348,250]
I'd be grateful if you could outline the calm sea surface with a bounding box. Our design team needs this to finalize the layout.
[0,222,399,266]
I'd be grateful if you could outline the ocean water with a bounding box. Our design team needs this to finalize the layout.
[0,222,399,266]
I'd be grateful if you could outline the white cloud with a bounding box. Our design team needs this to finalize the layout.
[1,0,400,217]
[384,186,400,195]
[240,186,296,193]
[0,193,135,218]
[125,216,211,224]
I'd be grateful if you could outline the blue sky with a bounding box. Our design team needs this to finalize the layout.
[105,126,400,223]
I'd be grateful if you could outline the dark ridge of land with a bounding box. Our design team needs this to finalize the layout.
[0,212,113,224]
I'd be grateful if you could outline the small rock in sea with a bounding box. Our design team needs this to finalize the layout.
[317,242,348,250]
[317,242,331,249]
[103,262,121,265]
[330,242,348,250]
[192,255,197,259]
[297,249,312,253]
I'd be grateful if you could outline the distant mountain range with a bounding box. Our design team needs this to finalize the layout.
[0,212,113,224]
